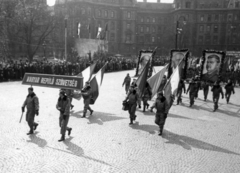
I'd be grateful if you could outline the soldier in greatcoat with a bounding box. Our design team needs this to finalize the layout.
[56,90,72,142]
[22,87,39,135]
[186,78,199,107]
[211,82,224,112]
[81,82,94,118]
[224,80,235,104]
[122,73,131,94]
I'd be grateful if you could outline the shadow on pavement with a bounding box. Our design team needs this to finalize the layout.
[46,137,111,166]
[26,132,47,148]
[130,122,159,134]
[228,102,240,107]
[162,130,240,155]
[168,113,192,120]
[71,110,84,118]
[87,112,126,125]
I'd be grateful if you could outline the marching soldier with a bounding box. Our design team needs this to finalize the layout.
[211,82,224,112]
[186,78,199,107]
[56,90,72,142]
[150,92,169,136]
[124,88,138,125]
[130,79,141,108]
[22,87,39,135]
[81,82,94,118]
[176,79,186,105]
[224,80,235,104]
[62,89,74,110]
[122,73,131,94]
[201,81,209,101]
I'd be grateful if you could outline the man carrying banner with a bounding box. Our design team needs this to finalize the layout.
[22,87,39,135]
[81,82,93,118]
[122,73,131,94]
[124,88,138,125]
[56,90,72,142]
[150,92,168,136]
[211,81,224,112]
[176,79,186,105]
[224,79,235,104]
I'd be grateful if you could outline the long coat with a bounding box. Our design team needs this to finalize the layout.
[152,97,168,127]
[22,93,39,122]
[56,96,70,116]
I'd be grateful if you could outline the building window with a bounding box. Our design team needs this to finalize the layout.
[233,38,236,44]
[147,18,150,23]
[234,14,238,21]
[152,37,155,42]
[139,36,144,42]
[97,9,101,17]
[228,14,233,21]
[205,36,211,43]
[199,25,204,32]
[236,2,240,8]
[207,14,211,22]
[207,25,211,32]
[110,11,114,18]
[82,8,86,15]
[140,26,143,33]
[200,15,204,21]
[152,27,156,33]
[186,2,191,8]
[146,27,149,32]
[153,18,156,23]
[104,11,108,17]
[214,14,219,21]
[126,35,131,42]
[199,3,204,8]
[140,17,144,23]
[127,12,131,19]
[198,36,203,44]
[214,25,218,33]
[158,26,162,33]
[127,23,130,29]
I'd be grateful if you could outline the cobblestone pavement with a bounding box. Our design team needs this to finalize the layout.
[1,67,240,173]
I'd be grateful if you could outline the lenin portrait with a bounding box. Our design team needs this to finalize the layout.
[137,52,152,76]
[201,53,222,83]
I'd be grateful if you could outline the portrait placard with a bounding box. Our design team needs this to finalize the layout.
[135,50,155,77]
[168,49,189,79]
[200,50,225,83]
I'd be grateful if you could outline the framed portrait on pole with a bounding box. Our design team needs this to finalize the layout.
[200,50,225,84]
[167,49,189,79]
[135,50,155,78]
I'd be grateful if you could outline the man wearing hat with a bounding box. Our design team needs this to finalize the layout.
[211,81,224,112]
[56,90,72,142]
[22,87,39,135]
[81,81,93,118]
[150,92,169,136]
[122,73,131,94]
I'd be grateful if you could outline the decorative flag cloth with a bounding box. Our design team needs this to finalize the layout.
[96,27,102,39]
[164,59,184,109]
[136,60,150,98]
[147,64,168,99]
[89,62,108,104]
[77,62,97,84]
[77,23,81,37]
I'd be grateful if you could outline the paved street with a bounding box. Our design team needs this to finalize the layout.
[1,67,240,173]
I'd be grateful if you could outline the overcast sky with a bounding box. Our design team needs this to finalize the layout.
[47,0,174,6]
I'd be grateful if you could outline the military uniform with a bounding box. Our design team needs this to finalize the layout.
[22,91,39,135]
[201,82,209,101]
[224,82,235,104]
[56,93,72,142]
[176,80,186,105]
[211,84,224,111]
[81,84,93,118]
[186,81,199,107]
[122,75,131,94]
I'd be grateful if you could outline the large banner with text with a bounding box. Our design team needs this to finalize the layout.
[22,73,83,90]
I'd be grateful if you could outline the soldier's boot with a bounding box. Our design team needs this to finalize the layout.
[82,111,86,118]
[67,128,72,136]
[146,103,149,109]
[143,105,146,112]
[158,126,164,136]
[138,105,141,109]
[129,118,133,125]
[58,135,65,142]
[70,104,74,110]
[33,123,38,130]
[27,130,34,135]
[90,110,94,115]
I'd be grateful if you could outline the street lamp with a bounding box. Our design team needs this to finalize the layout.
[175,16,187,49]
[42,41,46,59]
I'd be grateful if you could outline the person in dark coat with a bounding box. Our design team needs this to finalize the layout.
[22,87,39,135]
[122,73,131,94]
[201,81,209,101]
[150,92,169,136]
[176,79,186,105]
[186,78,199,107]
[224,80,235,104]
[56,90,72,142]
[81,82,93,118]
[211,82,224,112]
[142,82,152,112]
[124,88,138,125]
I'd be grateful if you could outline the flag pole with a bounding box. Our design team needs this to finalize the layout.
[65,16,68,61]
